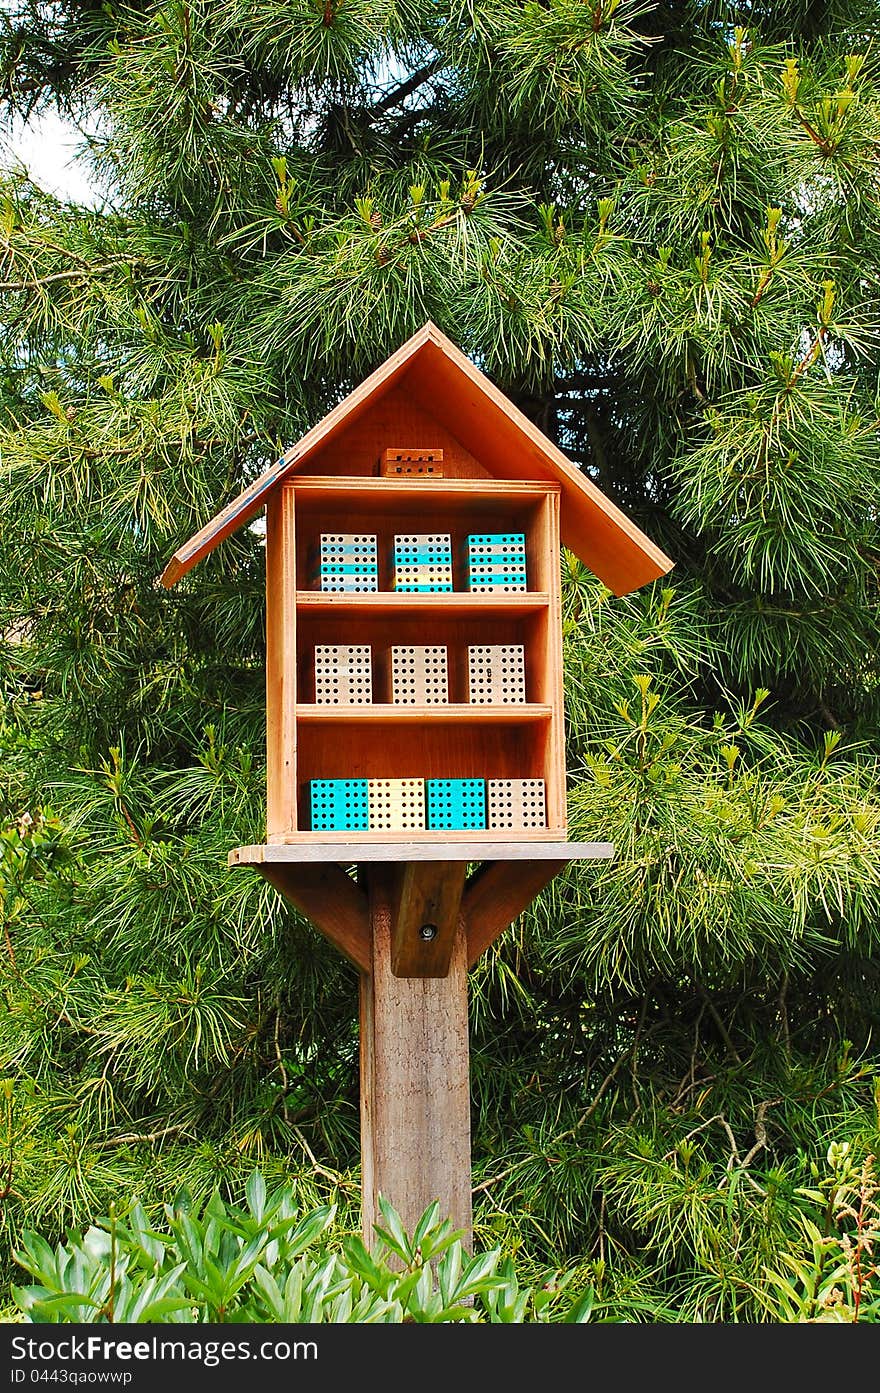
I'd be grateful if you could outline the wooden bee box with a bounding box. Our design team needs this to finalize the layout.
[466,645,527,704]
[390,646,449,704]
[163,323,671,854]
[164,322,672,1253]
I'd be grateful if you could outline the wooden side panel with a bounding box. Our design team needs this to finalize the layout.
[542,490,567,832]
[463,859,567,967]
[266,486,297,837]
[392,861,467,977]
[360,868,472,1250]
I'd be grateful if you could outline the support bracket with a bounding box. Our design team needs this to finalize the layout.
[391,860,467,977]
[255,861,371,973]
[233,840,612,976]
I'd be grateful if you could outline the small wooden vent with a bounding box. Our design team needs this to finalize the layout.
[380,448,445,477]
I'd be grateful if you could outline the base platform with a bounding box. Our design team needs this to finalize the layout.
[230,840,613,866]
[229,841,613,978]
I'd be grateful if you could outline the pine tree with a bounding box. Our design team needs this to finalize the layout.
[1,1,879,1320]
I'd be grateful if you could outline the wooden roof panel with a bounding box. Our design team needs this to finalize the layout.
[403,342,671,595]
[161,322,673,595]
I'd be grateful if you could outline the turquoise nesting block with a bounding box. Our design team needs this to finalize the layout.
[466,532,526,554]
[466,575,527,593]
[393,536,453,563]
[309,779,370,831]
[393,547,453,563]
[311,533,379,592]
[392,533,453,591]
[465,532,527,591]
[425,779,486,830]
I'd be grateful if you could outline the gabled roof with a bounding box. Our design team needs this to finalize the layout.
[161,322,672,595]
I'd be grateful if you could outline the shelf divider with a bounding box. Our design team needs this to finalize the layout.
[296,590,549,616]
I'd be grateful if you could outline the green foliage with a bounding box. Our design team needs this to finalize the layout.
[11,1174,594,1323]
[761,1142,880,1321]
[1,0,880,1325]
[9,1150,879,1322]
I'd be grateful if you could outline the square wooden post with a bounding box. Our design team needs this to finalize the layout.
[233,840,615,1256]
[359,867,473,1250]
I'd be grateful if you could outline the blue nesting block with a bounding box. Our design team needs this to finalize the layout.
[393,533,453,592]
[425,779,486,830]
[467,568,529,585]
[465,532,527,591]
[309,779,369,831]
[467,532,527,555]
[312,534,379,592]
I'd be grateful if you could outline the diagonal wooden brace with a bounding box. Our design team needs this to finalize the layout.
[256,862,371,973]
[463,859,567,967]
[234,843,611,977]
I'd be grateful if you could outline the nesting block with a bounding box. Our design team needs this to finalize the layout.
[487,779,546,831]
[390,646,449,704]
[465,533,527,592]
[425,779,486,830]
[466,645,526,703]
[380,448,444,477]
[368,778,426,831]
[312,534,378,592]
[309,779,370,831]
[314,645,372,704]
[392,534,453,592]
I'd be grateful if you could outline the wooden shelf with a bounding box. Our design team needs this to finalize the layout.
[296,703,552,724]
[296,591,550,617]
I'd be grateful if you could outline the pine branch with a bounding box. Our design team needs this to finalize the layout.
[99,1123,192,1149]
[371,60,444,116]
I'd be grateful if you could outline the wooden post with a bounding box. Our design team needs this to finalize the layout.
[234,838,613,1255]
[359,868,472,1250]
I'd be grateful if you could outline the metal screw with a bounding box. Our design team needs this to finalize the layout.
[419,923,438,941]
